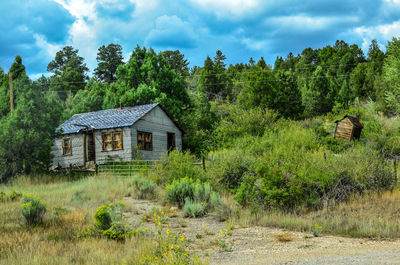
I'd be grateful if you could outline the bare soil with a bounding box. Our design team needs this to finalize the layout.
[124,198,400,265]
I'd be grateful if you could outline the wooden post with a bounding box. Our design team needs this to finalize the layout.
[202,156,206,172]
[95,163,98,176]
[9,72,13,114]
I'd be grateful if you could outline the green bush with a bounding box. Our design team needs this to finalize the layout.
[94,205,112,230]
[0,191,5,202]
[165,177,220,217]
[21,194,46,226]
[183,199,206,218]
[132,176,156,199]
[10,190,22,201]
[150,150,205,184]
[91,202,135,241]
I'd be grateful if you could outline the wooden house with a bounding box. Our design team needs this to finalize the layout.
[51,103,182,168]
[334,115,363,141]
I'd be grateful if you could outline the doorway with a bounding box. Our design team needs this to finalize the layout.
[84,130,96,163]
[167,132,176,152]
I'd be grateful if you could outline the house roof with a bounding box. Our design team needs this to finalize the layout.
[335,115,363,128]
[57,103,160,135]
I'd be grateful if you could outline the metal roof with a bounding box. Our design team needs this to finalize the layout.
[57,103,159,135]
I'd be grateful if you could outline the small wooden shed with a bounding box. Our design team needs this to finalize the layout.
[334,115,363,141]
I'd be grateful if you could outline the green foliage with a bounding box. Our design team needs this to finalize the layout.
[0,77,61,182]
[9,190,22,201]
[165,177,220,216]
[21,194,46,225]
[183,199,206,218]
[150,150,204,185]
[132,176,156,199]
[92,202,133,241]
[94,205,112,230]
[94,43,124,83]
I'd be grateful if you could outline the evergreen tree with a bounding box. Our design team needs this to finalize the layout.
[94,44,124,83]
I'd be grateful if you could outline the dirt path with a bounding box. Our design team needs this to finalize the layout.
[124,198,400,265]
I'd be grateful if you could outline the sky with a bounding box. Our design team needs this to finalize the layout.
[1,0,400,79]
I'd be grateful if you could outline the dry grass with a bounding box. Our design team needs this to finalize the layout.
[230,190,400,238]
[0,174,205,265]
[275,232,294,242]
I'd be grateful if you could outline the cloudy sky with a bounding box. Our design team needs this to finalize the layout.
[1,0,400,79]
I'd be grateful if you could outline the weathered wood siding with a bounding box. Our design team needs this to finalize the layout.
[132,106,182,160]
[94,127,132,164]
[52,105,182,167]
[335,117,354,141]
[51,133,85,168]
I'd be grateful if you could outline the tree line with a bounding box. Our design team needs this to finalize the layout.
[1,37,400,182]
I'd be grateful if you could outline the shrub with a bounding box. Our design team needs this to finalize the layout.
[0,191,5,202]
[9,190,22,201]
[165,177,220,217]
[150,150,205,185]
[132,176,156,199]
[94,205,112,230]
[21,194,46,226]
[183,199,206,218]
[91,202,135,241]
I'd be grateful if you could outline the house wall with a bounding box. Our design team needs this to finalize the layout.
[131,106,182,160]
[51,133,85,168]
[94,127,132,164]
[52,105,182,167]
[335,118,354,141]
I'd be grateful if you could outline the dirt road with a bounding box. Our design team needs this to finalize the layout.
[125,198,400,265]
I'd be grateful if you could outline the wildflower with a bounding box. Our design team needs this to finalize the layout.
[180,235,184,241]
[158,221,161,226]
[170,244,174,249]
[185,249,189,253]
[166,229,171,234]
[220,229,223,235]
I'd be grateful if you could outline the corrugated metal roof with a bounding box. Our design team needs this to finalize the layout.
[57,103,159,134]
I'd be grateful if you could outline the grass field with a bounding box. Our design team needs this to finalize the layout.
[1,173,399,264]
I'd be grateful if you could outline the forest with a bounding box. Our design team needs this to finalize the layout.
[1,38,400,209]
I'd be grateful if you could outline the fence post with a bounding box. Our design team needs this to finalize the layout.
[95,163,98,176]
[129,163,132,176]
[202,156,206,172]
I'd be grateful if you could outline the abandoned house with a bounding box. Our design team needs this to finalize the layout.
[51,103,182,168]
[334,115,363,141]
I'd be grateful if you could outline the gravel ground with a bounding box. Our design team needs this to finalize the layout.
[125,198,400,265]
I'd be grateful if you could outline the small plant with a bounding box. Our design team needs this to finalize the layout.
[10,190,22,201]
[90,202,134,241]
[132,176,156,199]
[21,194,46,226]
[312,225,323,237]
[195,233,203,239]
[0,191,5,202]
[94,205,112,230]
[165,177,220,218]
[183,199,206,218]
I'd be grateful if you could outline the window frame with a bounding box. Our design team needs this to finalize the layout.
[62,137,72,156]
[137,131,153,151]
[101,130,124,152]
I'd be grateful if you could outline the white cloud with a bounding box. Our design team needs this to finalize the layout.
[241,37,269,51]
[268,15,358,31]
[355,20,400,51]
[190,0,261,17]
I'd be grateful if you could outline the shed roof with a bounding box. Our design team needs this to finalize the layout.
[57,103,159,135]
[335,115,363,128]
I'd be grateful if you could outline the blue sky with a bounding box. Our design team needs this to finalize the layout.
[1,0,400,79]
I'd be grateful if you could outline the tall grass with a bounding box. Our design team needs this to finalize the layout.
[0,174,204,264]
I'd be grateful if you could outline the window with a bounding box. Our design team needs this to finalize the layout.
[102,131,123,151]
[62,137,72,156]
[137,131,152,151]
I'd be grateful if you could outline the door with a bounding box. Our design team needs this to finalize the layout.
[84,131,96,162]
[167,132,176,152]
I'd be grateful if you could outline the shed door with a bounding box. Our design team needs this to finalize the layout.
[167,132,176,152]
